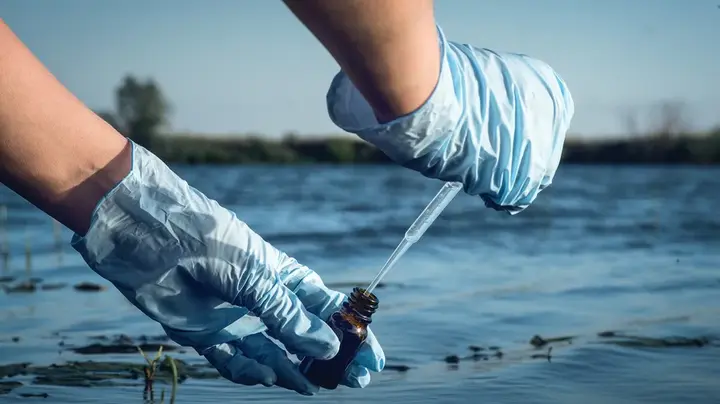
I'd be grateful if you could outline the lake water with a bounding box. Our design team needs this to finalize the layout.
[1,164,719,403]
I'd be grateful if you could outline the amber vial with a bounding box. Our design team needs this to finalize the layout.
[299,287,379,390]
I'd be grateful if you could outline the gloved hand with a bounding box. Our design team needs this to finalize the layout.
[71,142,384,396]
[326,25,575,214]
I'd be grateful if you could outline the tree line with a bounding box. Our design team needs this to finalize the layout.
[97,74,720,165]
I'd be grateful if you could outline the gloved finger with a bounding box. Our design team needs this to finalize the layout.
[201,341,276,387]
[342,364,371,388]
[340,328,384,388]
[287,271,385,373]
[237,270,339,361]
[352,327,385,372]
[284,270,346,322]
[239,333,319,396]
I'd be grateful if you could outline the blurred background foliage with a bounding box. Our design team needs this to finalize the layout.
[96,74,720,166]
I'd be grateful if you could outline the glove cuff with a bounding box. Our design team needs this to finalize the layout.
[324,24,461,165]
[69,140,185,291]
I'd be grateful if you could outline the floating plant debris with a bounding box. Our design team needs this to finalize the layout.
[0,328,715,399]
[0,276,15,283]
[529,334,575,348]
[3,280,37,293]
[19,392,49,398]
[0,278,107,294]
[66,334,180,355]
[384,364,411,372]
[595,331,711,348]
[0,381,23,395]
[73,282,105,292]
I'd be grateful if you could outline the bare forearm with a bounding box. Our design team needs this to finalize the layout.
[0,20,130,235]
[283,0,440,123]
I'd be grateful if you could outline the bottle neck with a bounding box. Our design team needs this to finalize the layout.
[341,287,379,325]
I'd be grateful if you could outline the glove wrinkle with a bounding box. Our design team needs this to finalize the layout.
[71,140,377,392]
[327,24,574,215]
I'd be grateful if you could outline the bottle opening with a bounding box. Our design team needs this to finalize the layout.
[347,287,379,320]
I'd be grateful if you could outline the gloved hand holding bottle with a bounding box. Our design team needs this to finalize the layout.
[71,142,385,396]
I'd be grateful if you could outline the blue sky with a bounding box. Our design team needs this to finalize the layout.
[2,0,718,138]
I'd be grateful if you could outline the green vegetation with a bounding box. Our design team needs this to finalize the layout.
[563,131,720,165]
[151,133,392,165]
[97,75,720,165]
[95,75,170,151]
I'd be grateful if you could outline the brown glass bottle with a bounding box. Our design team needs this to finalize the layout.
[299,287,379,390]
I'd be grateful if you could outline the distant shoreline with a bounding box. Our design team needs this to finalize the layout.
[147,131,720,165]
[97,74,720,167]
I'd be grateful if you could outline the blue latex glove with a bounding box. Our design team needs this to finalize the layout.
[326,25,575,214]
[71,142,385,396]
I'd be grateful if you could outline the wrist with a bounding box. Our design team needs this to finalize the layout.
[325,25,460,164]
[59,138,133,236]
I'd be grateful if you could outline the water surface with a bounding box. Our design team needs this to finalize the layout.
[1,164,719,403]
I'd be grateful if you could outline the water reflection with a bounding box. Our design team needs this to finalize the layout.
[0,165,719,403]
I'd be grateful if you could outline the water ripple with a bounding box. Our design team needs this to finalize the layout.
[0,165,719,403]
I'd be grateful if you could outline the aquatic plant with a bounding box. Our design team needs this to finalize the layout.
[24,231,31,276]
[138,344,163,401]
[164,354,178,404]
[0,204,7,272]
[137,345,179,404]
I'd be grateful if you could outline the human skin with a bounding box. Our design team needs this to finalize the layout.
[0,0,439,235]
[282,0,440,123]
[0,20,132,236]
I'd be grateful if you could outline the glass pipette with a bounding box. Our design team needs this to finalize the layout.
[364,181,463,295]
